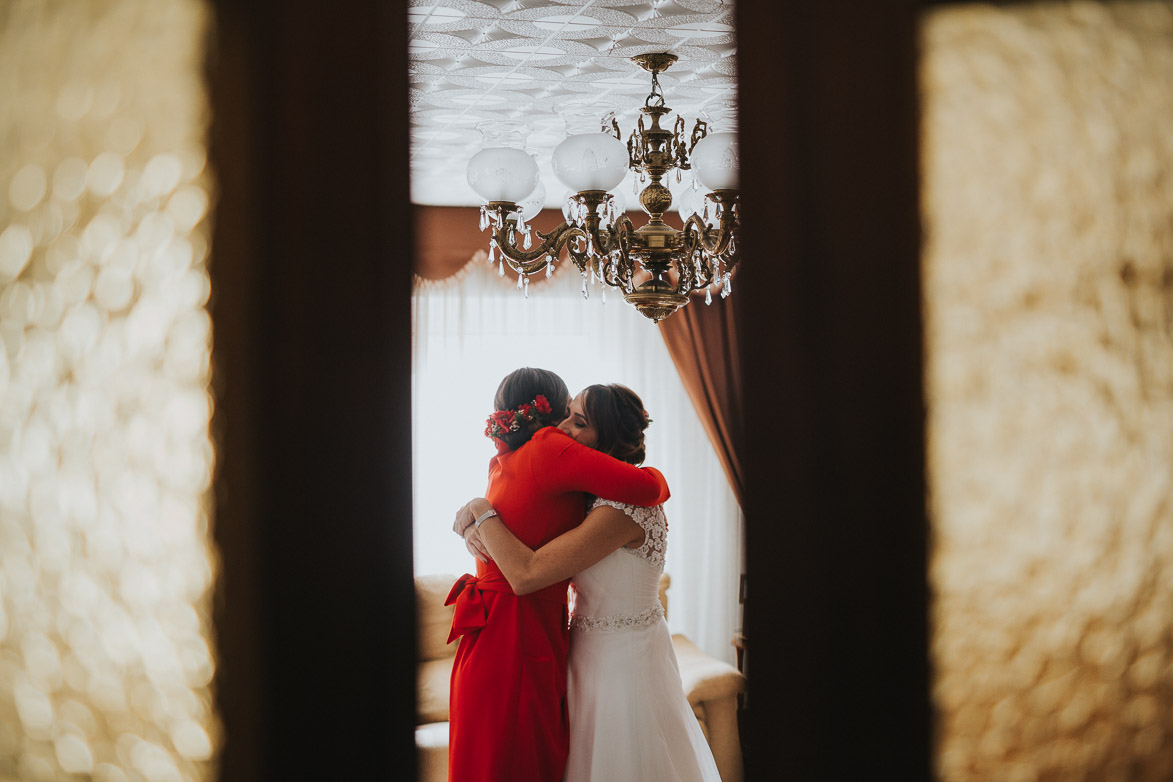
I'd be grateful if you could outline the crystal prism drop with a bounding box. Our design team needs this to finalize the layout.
[676,169,682,184]
[546,263,553,279]
[523,274,530,299]
[517,272,523,290]
[727,235,735,255]
[581,275,589,300]
[705,287,713,306]
[601,286,607,305]
[517,215,527,233]
[523,229,532,250]
[722,273,732,297]
[479,206,488,232]
[488,240,496,265]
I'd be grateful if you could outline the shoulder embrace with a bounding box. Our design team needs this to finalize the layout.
[531,426,575,451]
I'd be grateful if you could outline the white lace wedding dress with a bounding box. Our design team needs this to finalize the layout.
[564,499,721,782]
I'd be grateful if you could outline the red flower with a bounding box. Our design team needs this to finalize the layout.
[485,396,556,441]
[486,409,518,440]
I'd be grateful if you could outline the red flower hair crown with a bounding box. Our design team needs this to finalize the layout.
[485,394,555,442]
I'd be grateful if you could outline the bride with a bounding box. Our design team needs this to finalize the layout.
[455,383,721,782]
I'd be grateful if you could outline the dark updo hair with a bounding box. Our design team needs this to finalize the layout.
[580,383,650,465]
[492,367,571,451]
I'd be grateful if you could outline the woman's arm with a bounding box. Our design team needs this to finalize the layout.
[462,497,644,595]
[534,428,670,507]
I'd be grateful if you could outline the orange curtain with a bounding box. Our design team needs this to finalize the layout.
[413,205,572,280]
[658,294,744,506]
[412,205,680,280]
[413,206,485,280]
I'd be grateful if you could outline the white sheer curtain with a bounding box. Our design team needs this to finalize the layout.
[412,259,743,663]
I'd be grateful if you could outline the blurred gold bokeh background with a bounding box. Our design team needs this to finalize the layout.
[923,3,1173,780]
[0,2,218,780]
[1,1,1172,780]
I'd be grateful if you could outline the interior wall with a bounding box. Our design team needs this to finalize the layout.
[922,3,1173,779]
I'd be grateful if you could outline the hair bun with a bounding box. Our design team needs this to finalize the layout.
[582,383,651,466]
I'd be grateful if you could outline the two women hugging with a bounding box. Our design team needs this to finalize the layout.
[445,367,719,782]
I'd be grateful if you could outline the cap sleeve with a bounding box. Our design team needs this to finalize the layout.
[590,498,667,570]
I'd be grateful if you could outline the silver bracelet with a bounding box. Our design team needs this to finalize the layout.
[473,508,498,528]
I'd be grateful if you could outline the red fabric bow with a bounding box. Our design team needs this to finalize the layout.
[445,573,490,644]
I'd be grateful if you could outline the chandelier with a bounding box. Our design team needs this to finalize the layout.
[465,53,740,323]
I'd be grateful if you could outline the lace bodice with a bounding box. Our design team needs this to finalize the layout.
[569,500,668,633]
[590,497,667,570]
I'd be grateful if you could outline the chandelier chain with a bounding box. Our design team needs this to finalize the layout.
[645,70,666,109]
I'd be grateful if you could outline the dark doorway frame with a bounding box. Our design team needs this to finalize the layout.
[209,1,928,779]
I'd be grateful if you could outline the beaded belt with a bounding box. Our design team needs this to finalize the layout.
[569,604,664,633]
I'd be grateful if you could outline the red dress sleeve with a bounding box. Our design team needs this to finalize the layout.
[528,428,670,506]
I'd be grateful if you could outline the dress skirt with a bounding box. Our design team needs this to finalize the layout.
[564,616,721,782]
[447,575,570,782]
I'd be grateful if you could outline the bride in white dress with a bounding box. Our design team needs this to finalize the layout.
[457,384,721,782]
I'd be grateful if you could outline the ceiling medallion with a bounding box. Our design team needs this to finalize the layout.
[465,52,739,322]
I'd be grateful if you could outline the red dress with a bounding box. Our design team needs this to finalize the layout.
[446,427,670,782]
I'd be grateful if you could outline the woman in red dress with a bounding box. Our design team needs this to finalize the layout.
[445,368,670,782]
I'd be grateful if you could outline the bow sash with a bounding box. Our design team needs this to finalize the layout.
[445,572,511,644]
[444,571,570,644]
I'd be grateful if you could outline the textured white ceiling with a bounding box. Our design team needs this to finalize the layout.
[408,0,738,207]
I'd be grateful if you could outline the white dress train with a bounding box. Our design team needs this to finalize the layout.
[564,499,722,782]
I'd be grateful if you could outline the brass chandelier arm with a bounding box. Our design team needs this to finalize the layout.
[491,219,587,276]
[689,119,709,154]
[682,213,737,259]
[671,116,694,170]
[594,215,638,290]
[582,212,634,257]
[679,221,719,291]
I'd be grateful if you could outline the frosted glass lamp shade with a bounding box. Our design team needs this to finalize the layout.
[551,132,628,192]
[467,146,539,203]
[517,179,546,221]
[676,185,706,222]
[691,131,739,191]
